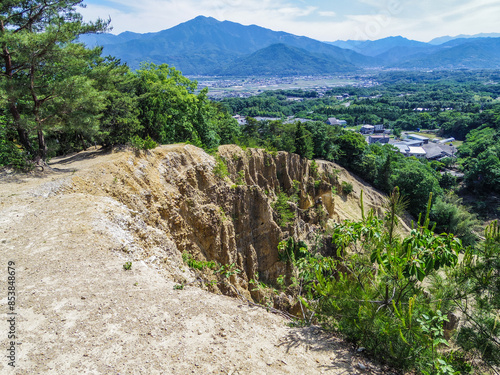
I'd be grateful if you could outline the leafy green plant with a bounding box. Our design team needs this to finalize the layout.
[123,261,132,270]
[273,191,296,227]
[309,192,462,373]
[214,263,241,278]
[277,274,286,289]
[235,170,246,185]
[0,120,29,169]
[130,135,158,151]
[249,278,268,292]
[278,237,309,263]
[182,252,217,270]
[143,135,158,150]
[417,309,453,375]
[219,207,230,222]
[173,284,184,290]
[341,181,353,195]
[310,160,319,178]
[213,154,229,179]
[450,220,500,369]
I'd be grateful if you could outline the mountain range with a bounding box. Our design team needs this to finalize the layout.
[79,16,500,76]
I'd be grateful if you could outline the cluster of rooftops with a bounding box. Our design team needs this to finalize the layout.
[232,115,456,161]
[363,130,456,160]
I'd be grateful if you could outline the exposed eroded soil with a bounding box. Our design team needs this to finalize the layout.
[0,145,395,374]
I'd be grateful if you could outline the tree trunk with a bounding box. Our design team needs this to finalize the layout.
[79,134,87,151]
[37,129,47,161]
[10,101,33,153]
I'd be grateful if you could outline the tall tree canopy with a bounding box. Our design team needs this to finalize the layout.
[135,62,238,149]
[1,0,109,160]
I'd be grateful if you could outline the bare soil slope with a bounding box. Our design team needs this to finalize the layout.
[0,145,393,374]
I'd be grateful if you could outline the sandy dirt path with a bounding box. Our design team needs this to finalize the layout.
[0,148,385,375]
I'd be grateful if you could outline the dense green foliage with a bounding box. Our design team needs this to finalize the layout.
[1,0,110,160]
[219,43,355,76]
[458,127,500,193]
[451,221,500,369]
[1,2,240,165]
[222,71,500,140]
[135,62,234,148]
[0,114,25,168]
[271,193,466,374]
[1,4,500,374]
[268,191,496,374]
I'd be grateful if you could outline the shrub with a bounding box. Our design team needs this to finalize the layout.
[213,154,229,179]
[277,237,308,263]
[273,191,295,227]
[450,220,500,369]
[0,120,29,170]
[291,180,301,202]
[430,194,480,247]
[310,160,319,178]
[235,170,246,185]
[439,172,457,190]
[214,263,241,278]
[310,196,462,373]
[341,181,353,195]
[182,252,217,270]
[130,135,158,151]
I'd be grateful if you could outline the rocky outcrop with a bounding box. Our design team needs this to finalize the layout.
[68,144,399,300]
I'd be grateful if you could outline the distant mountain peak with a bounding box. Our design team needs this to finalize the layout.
[191,15,220,23]
[78,16,500,74]
[429,33,500,45]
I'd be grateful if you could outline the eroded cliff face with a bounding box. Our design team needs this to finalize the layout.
[68,144,395,300]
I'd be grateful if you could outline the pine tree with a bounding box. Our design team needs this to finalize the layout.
[1,1,109,160]
[294,122,313,159]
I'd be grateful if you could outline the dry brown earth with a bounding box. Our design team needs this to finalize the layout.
[0,145,397,374]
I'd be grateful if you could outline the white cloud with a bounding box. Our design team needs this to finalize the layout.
[79,0,500,41]
[318,11,337,17]
[81,0,317,34]
[278,6,317,17]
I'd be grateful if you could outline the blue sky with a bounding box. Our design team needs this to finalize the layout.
[80,0,500,41]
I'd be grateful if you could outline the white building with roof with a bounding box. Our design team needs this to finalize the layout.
[360,125,375,134]
[327,117,347,126]
[406,134,430,144]
[390,142,427,158]
[408,146,427,158]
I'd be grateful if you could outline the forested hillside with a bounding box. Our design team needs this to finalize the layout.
[78,15,500,74]
[217,43,356,76]
[79,15,370,74]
